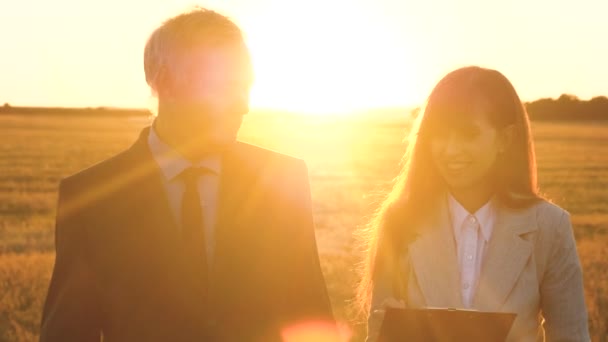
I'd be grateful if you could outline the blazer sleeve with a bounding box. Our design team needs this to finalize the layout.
[278,160,334,324]
[366,269,394,342]
[366,252,408,342]
[40,180,102,342]
[540,210,590,342]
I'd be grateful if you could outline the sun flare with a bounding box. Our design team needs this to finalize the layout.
[242,3,417,115]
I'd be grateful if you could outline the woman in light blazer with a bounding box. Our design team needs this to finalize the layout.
[358,66,589,341]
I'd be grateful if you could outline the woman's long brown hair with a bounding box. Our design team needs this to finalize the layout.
[355,66,541,318]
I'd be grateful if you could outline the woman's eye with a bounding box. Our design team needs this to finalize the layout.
[458,126,480,139]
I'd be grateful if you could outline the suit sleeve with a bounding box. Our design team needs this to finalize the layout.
[280,160,334,323]
[540,211,590,342]
[40,180,102,342]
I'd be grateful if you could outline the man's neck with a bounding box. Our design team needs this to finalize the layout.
[153,119,211,163]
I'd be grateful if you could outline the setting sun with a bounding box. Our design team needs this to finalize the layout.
[0,0,606,113]
[243,2,416,114]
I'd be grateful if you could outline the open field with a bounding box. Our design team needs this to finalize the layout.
[0,113,607,341]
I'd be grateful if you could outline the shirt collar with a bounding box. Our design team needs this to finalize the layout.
[448,193,495,243]
[147,124,221,181]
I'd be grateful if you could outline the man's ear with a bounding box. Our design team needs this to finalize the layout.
[499,124,516,153]
[153,65,173,98]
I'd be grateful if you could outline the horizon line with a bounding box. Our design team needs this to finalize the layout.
[2,93,607,115]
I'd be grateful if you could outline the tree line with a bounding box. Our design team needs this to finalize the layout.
[525,94,608,121]
[2,94,608,120]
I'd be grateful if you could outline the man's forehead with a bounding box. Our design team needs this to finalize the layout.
[164,42,254,86]
[175,44,250,68]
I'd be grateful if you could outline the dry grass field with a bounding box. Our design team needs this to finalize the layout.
[0,112,606,341]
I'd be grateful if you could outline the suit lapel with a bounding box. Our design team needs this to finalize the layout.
[409,197,464,308]
[473,204,537,311]
[210,143,262,298]
[108,127,187,288]
[124,127,180,245]
[215,143,260,239]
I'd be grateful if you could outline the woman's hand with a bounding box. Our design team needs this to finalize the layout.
[367,297,405,342]
[374,297,406,313]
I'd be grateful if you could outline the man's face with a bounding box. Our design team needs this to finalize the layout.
[160,44,252,149]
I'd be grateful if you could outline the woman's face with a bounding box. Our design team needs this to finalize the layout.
[429,102,509,193]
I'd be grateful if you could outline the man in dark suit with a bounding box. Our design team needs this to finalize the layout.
[40,7,334,341]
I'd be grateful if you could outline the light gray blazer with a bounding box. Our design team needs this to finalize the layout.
[367,198,590,342]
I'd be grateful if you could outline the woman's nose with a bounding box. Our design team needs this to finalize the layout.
[442,133,464,157]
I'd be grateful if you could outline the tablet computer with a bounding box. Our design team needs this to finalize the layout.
[377,307,516,342]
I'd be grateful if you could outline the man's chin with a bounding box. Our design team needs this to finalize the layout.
[208,136,238,153]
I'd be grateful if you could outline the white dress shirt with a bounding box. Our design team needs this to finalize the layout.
[448,194,496,308]
[147,127,221,265]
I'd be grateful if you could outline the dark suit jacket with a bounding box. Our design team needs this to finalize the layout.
[40,127,334,341]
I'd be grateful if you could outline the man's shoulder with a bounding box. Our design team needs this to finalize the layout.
[60,146,138,192]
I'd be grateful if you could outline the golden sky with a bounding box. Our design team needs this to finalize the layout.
[0,0,606,114]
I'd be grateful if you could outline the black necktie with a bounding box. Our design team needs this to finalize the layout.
[179,167,208,289]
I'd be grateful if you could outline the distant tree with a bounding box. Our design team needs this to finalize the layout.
[588,96,608,119]
[589,96,608,106]
[0,103,10,113]
[591,95,608,101]
[557,94,579,102]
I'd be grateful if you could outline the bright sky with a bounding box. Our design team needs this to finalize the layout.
[1,0,606,114]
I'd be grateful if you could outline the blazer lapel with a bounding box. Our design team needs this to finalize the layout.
[409,197,464,308]
[473,204,537,311]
